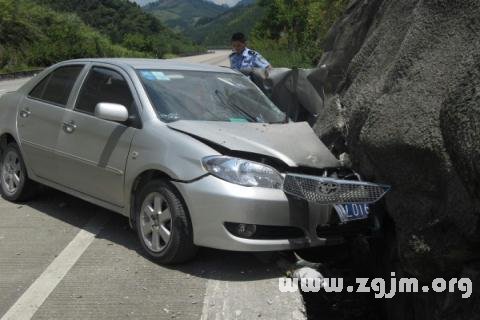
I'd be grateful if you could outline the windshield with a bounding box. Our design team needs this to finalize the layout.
[138,69,285,123]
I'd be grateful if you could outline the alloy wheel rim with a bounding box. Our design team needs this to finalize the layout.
[140,192,172,253]
[1,151,22,196]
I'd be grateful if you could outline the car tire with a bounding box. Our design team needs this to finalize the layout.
[135,179,198,264]
[0,143,37,202]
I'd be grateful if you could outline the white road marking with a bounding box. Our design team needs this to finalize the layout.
[200,280,217,320]
[0,213,109,320]
[200,262,306,320]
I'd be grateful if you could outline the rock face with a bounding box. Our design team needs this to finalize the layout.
[314,0,480,318]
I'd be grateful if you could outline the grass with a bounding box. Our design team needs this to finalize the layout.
[162,53,179,59]
[0,66,43,74]
[258,48,316,69]
[250,38,318,69]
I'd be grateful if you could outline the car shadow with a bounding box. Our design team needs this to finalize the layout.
[17,186,389,320]
[22,186,294,282]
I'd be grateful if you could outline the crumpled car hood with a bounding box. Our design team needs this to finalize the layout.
[167,121,340,169]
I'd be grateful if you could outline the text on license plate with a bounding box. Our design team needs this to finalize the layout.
[334,203,370,223]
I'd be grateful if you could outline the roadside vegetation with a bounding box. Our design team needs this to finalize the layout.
[0,0,351,72]
[188,2,265,47]
[250,0,349,68]
[0,0,203,73]
[142,0,349,68]
[35,0,204,57]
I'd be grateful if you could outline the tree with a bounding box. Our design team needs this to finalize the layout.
[251,0,349,67]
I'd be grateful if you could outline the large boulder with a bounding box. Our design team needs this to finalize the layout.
[313,0,480,318]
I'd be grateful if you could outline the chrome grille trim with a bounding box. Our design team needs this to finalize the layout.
[283,173,390,204]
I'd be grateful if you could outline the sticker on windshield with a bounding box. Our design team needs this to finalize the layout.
[140,71,171,81]
[140,71,156,81]
[229,118,248,123]
[152,71,171,81]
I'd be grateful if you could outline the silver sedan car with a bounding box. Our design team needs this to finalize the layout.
[0,59,389,264]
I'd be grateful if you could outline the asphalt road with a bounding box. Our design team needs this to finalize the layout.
[174,50,231,66]
[0,51,306,320]
[0,78,30,97]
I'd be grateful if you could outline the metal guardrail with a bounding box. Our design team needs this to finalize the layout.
[206,46,230,50]
[0,50,225,80]
[0,50,224,80]
[0,69,43,81]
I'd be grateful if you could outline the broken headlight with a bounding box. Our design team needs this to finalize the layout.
[202,156,284,189]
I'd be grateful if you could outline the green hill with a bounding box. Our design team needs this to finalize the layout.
[188,1,264,47]
[0,0,145,73]
[131,0,156,6]
[144,0,228,31]
[33,0,203,57]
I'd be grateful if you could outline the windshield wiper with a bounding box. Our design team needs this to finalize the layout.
[214,90,257,122]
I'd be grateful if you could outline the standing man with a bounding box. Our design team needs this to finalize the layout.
[229,32,271,73]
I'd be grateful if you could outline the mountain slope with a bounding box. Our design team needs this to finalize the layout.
[131,0,156,5]
[209,0,241,6]
[234,0,255,6]
[33,0,203,57]
[132,0,241,8]
[188,2,264,46]
[0,0,143,72]
[144,0,228,31]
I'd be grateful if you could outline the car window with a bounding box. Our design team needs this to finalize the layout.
[29,65,84,107]
[75,67,134,115]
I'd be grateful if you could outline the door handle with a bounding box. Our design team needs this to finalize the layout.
[20,109,31,118]
[62,121,77,134]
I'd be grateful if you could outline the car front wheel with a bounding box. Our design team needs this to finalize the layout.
[0,143,36,202]
[135,180,197,264]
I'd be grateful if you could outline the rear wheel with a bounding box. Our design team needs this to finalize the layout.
[135,180,197,264]
[0,143,36,202]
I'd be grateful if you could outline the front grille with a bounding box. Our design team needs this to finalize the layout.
[283,174,390,204]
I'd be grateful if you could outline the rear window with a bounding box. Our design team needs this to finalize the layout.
[29,65,84,107]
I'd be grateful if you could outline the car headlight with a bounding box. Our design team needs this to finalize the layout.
[202,156,284,189]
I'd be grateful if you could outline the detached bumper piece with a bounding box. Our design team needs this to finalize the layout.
[283,173,390,205]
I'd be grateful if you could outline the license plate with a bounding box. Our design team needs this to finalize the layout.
[334,203,370,223]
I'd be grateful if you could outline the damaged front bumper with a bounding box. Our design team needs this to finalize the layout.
[173,173,389,252]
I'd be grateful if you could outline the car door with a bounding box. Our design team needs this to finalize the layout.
[55,65,140,207]
[17,65,85,181]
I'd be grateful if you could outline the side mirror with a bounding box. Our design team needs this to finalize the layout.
[94,102,129,122]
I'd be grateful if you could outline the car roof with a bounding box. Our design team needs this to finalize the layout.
[62,58,237,74]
